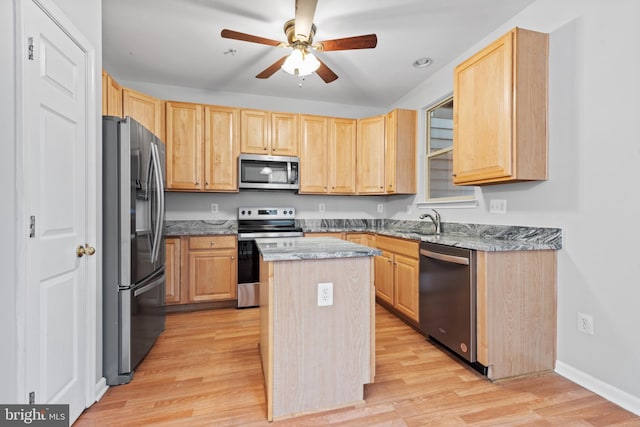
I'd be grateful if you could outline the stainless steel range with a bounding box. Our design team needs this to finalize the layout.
[237,207,303,308]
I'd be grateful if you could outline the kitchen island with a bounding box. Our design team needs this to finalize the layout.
[256,237,381,421]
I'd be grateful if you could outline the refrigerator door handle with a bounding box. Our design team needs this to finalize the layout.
[149,142,164,263]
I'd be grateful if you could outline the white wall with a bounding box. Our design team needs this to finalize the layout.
[1,0,102,404]
[389,0,640,412]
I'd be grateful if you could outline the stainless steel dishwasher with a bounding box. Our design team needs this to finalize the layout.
[419,242,483,370]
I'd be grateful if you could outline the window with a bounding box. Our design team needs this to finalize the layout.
[425,96,475,203]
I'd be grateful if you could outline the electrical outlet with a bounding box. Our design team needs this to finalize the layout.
[489,199,507,214]
[318,203,325,213]
[377,204,384,213]
[210,203,218,214]
[317,282,333,307]
[577,312,594,335]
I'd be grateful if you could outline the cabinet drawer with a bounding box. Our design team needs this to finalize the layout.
[375,235,418,259]
[189,235,236,250]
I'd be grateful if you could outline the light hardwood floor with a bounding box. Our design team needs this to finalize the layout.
[76,305,639,426]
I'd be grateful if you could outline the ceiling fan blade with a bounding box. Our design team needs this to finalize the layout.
[221,29,283,47]
[256,56,288,79]
[295,0,317,42]
[315,58,338,83]
[316,34,378,51]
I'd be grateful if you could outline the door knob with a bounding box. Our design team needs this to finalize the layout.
[77,244,96,257]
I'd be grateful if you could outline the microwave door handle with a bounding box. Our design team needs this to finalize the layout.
[287,161,292,184]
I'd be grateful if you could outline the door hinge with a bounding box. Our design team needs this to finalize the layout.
[29,391,35,405]
[28,37,34,60]
[29,216,36,238]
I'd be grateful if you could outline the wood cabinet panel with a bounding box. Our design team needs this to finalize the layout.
[299,115,329,193]
[271,112,298,156]
[357,115,385,194]
[165,237,181,304]
[329,118,357,194]
[240,109,270,154]
[453,27,548,185]
[165,101,203,190]
[187,235,237,303]
[102,70,122,117]
[204,106,239,191]
[373,235,419,323]
[122,88,164,141]
[304,232,345,239]
[385,109,416,194]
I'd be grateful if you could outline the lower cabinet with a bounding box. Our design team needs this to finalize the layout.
[165,237,181,304]
[304,232,345,239]
[165,235,237,306]
[373,235,419,324]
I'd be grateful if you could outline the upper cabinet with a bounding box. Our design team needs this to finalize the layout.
[122,87,165,142]
[240,109,298,156]
[357,115,386,194]
[385,109,417,194]
[165,101,239,192]
[101,71,122,117]
[453,27,548,185]
[299,115,357,194]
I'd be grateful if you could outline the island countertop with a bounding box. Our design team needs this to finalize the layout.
[255,237,381,261]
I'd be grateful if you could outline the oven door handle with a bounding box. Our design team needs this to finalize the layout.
[420,249,469,265]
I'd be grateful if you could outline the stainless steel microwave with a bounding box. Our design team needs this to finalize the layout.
[238,153,300,190]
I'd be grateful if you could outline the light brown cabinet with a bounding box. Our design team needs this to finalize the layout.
[165,237,182,304]
[187,235,237,302]
[299,115,357,194]
[165,101,239,192]
[165,101,203,190]
[304,232,345,239]
[101,70,122,117]
[357,115,386,194]
[240,109,298,156]
[453,27,548,185]
[122,87,165,141]
[476,249,557,380]
[373,235,419,323]
[385,109,417,194]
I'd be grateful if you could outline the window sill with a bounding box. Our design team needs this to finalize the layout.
[417,199,478,209]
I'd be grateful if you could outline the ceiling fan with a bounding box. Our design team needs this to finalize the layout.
[220,0,377,83]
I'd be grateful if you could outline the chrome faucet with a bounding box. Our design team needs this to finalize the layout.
[419,209,441,236]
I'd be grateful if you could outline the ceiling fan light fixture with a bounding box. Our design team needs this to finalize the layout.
[281,48,320,76]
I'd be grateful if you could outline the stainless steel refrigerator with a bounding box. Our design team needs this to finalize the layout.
[102,116,166,385]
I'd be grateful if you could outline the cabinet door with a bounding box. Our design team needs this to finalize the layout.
[299,114,328,193]
[165,101,203,190]
[204,106,239,191]
[102,71,122,117]
[374,249,394,305]
[188,249,237,302]
[385,109,416,194]
[165,238,181,304]
[345,233,368,246]
[393,254,419,322]
[329,118,357,194]
[271,112,298,156]
[122,88,164,141]
[357,115,385,194]
[304,232,344,239]
[240,109,270,154]
[453,31,513,184]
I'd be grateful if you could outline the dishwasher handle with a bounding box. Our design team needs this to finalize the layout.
[420,249,470,265]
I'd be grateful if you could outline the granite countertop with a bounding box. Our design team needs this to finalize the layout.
[256,237,382,261]
[163,218,562,252]
[164,220,237,236]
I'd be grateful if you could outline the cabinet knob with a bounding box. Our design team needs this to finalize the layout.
[231,256,235,260]
[205,182,209,186]
[209,241,215,247]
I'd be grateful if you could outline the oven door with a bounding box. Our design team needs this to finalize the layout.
[237,239,259,284]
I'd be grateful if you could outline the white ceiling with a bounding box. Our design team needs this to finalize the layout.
[102,0,535,108]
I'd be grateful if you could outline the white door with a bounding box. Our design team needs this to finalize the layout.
[24,0,91,422]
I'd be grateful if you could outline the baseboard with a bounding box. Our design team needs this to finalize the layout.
[555,361,640,416]
[94,377,109,402]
